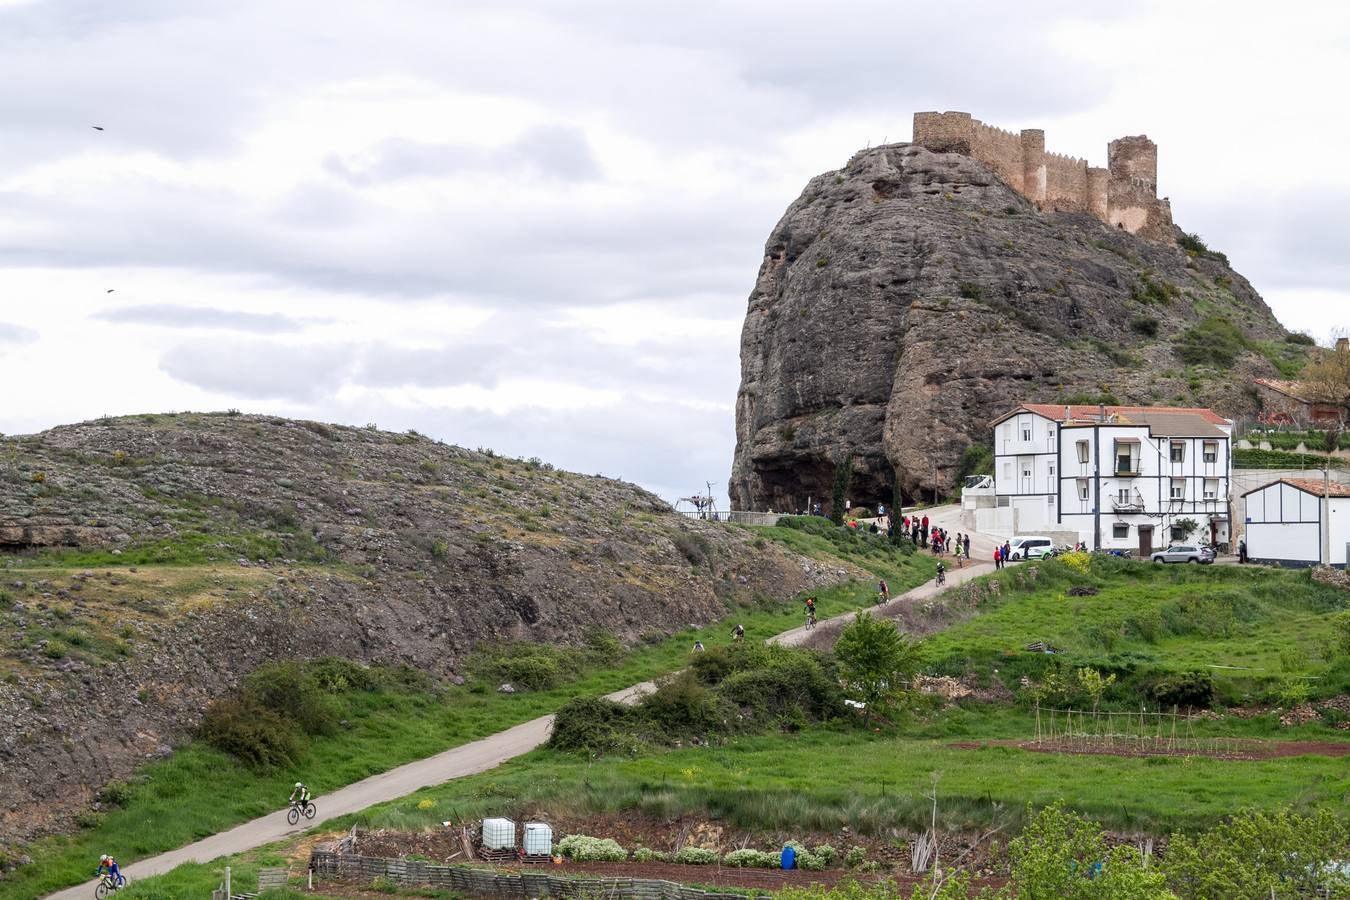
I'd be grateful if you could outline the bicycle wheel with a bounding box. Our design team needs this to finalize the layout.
[287,806,300,825]
[304,803,317,820]
[95,882,110,900]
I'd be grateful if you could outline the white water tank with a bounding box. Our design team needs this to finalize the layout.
[482,817,516,850]
[524,822,553,856]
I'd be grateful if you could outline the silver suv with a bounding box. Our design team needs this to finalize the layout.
[1151,544,1215,564]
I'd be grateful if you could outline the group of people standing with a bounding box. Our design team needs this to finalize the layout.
[895,513,971,562]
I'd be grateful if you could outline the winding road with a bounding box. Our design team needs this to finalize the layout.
[46,506,996,899]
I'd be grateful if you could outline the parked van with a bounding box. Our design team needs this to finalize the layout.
[1008,535,1053,560]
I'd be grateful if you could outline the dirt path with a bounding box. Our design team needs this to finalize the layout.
[45,513,999,900]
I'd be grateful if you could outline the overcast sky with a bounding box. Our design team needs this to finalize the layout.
[1,0,1346,506]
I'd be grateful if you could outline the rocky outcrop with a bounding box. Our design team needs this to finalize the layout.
[0,414,844,844]
[731,142,1295,511]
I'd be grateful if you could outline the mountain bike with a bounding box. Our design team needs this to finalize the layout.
[287,799,317,825]
[94,874,126,898]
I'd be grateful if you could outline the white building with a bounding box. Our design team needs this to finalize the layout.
[1241,477,1350,568]
[990,404,1233,553]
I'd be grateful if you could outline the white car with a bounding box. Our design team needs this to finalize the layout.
[1007,536,1053,560]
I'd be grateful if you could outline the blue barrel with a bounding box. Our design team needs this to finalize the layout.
[781,845,796,870]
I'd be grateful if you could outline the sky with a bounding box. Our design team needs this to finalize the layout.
[1,0,1347,507]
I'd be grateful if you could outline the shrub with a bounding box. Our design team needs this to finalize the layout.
[548,697,637,753]
[633,847,670,863]
[672,532,711,567]
[957,282,983,301]
[97,780,132,807]
[844,846,867,868]
[674,846,718,865]
[1149,670,1215,709]
[199,697,303,769]
[725,848,779,868]
[557,835,627,862]
[583,631,623,666]
[1175,316,1248,366]
[500,654,562,691]
[1008,802,1165,899]
[689,645,736,685]
[1057,550,1091,575]
[639,671,728,736]
[1129,315,1159,337]
[1163,808,1348,898]
[42,640,69,659]
[244,661,339,736]
[1284,331,1317,345]
[812,844,838,865]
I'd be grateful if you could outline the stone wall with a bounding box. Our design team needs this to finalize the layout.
[307,852,767,900]
[912,111,1173,240]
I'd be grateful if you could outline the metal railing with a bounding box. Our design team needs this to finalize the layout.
[678,510,785,526]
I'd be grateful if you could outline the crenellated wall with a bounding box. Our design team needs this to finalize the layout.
[913,111,1173,241]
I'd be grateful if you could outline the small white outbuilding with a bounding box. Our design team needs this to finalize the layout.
[1241,477,1350,568]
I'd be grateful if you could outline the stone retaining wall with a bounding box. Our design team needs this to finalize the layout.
[308,851,767,899]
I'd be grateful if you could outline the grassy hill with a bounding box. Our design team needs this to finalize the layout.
[97,534,1349,899]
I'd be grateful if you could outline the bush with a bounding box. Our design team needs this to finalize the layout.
[715,645,844,723]
[1163,808,1348,898]
[199,697,304,769]
[499,654,563,691]
[1175,316,1248,366]
[1149,670,1215,709]
[1057,550,1091,575]
[244,661,339,736]
[633,847,670,863]
[548,697,637,753]
[844,846,867,868]
[1284,331,1317,345]
[557,835,627,862]
[1008,802,1165,898]
[639,671,728,736]
[673,846,718,865]
[1129,315,1159,337]
[725,848,779,868]
[307,657,383,693]
[689,645,736,685]
[583,631,623,666]
[957,282,983,301]
[812,844,838,865]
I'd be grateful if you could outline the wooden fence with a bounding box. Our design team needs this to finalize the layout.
[309,850,769,899]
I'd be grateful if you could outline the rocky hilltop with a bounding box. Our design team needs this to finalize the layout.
[0,414,841,842]
[731,142,1303,511]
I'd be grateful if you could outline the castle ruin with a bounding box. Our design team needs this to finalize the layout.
[913,111,1174,241]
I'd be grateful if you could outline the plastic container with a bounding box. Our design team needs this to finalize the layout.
[781,845,796,870]
[524,822,553,856]
[482,817,516,850]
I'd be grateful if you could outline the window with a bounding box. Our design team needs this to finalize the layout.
[997,495,1010,508]
[1170,441,1185,463]
[1170,478,1185,500]
[1203,441,1218,464]
[1022,425,1032,442]
[1113,523,1130,539]
[1002,462,1012,479]
[1170,525,1188,542]
[1116,488,1133,505]
[1203,478,1218,500]
[1048,495,1056,507]
[1077,478,1090,501]
[1048,463,1055,476]
[1076,440,1090,464]
[1022,465,1032,479]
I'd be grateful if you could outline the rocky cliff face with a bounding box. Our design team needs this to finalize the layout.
[731,142,1298,511]
[0,414,842,842]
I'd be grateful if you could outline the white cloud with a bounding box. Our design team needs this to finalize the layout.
[0,0,1345,505]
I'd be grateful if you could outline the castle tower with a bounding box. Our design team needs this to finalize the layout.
[1106,134,1172,240]
[1107,135,1158,187]
[1020,129,1046,206]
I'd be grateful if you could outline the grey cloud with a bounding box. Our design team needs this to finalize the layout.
[330,125,601,186]
[160,339,354,401]
[0,323,39,344]
[93,304,306,333]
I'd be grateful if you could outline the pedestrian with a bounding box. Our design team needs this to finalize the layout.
[994,546,1002,570]
[693,640,705,652]
[963,534,971,559]
[1002,540,1011,563]
[1238,538,1247,564]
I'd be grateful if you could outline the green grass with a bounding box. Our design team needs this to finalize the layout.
[919,561,1348,701]
[2,529,937,900]
[1234,447,1345,469]
[749,517,937,586]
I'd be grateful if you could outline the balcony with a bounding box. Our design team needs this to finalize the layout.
[1113,467,1141,478]
[1111,489,1146,513]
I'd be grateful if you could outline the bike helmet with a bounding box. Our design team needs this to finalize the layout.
[295,782,303,788]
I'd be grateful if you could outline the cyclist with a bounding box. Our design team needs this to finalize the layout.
[804,597,817,629]
[877,579,890,605]
[95,854,123,889]
[935,561,946,586]
[289,781,312,814]
[732,623,745,643]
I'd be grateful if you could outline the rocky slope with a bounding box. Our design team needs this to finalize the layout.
[730,142,1302,511]
[0,414,843,843]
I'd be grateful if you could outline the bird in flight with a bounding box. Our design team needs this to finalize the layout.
[92,125,104,131]
[106,289,115,293]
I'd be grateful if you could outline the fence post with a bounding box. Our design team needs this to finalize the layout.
[224,866,231,897]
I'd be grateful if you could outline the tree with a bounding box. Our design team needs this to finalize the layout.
[830,453,854,525]
[1007,802,1173,900]
[834,612,919,724]
[1301,338,1350,419]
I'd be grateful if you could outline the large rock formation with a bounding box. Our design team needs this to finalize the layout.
[0,414,845,843]
[731,141,1298,512]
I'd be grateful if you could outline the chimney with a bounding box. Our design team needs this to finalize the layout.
[1064,404,1071,422]
[1337,337,1348,353]
[1098,403,1107,423]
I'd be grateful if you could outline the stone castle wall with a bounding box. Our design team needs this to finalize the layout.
[913,111,1173,241]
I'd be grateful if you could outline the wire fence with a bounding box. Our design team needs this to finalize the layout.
[1028,705,1271,760]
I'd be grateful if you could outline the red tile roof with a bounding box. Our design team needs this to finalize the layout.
[1251,477,1350,498]
[1005,404,1229,426]
[1253,378,1311,401]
